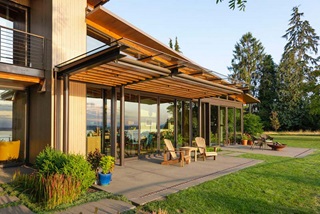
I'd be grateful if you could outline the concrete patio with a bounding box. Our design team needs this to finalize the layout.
[220,144,314,158]
[94,154,263,205]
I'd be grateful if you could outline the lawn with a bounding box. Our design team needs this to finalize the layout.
[140,135,320,214]
[271,135,320,149]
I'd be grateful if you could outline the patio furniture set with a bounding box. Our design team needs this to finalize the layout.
[161,137,217,167]
[250,134,286,151]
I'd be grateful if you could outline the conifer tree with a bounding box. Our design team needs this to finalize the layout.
[228,32,265,97]
[257,55,278,130]
[277,6,319,130]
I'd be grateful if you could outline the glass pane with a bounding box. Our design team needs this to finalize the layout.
[124,93,139,158]
[140,96,157,154]
[192,102,198,141]
[0,90,13,141]
[177,100,189,147]
[86,88,103,154]
[210,105,219,145]
[220,107,226,146]
[228,108,235,144]
[160,99,174,150]
[236,108,242,144]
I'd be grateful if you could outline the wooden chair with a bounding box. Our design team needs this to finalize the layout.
[250,136,264,150]
[195,137,217,161]
[161,139,190,167]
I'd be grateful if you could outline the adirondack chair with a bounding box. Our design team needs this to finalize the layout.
[161,139,190,167]
[195,137,217,161]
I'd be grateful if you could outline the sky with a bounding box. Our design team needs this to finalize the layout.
[105,0,320,77]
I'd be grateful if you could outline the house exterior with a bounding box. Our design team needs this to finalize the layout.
[0,0,258,165]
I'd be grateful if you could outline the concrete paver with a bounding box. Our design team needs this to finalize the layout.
[0,205,34,214]
[0,195,19,205]
[57,198,135,214]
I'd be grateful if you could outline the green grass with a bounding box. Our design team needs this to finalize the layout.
[141,136,320,214]
[272,135,320,149]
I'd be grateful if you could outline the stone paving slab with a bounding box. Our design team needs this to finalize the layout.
[57,198,135,214]
[0,195,19,205]
[0,165,34,184]
[0,205,34,214]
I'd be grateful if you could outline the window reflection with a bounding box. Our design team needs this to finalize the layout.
[160,99,174,149]
[140,96,157,154]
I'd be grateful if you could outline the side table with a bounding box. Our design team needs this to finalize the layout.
[180,146,197,162]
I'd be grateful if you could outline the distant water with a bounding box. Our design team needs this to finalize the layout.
[0,130,12,141]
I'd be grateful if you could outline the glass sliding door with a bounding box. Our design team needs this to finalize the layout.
[160,98,174,150]
[220,107,226,146]
[228,108,235,144]
[210,105,219,145]
[236,108,242,144]
[124,93,139,158]
[140,96,157,154]
[86,88,103,154]
[192,102,199,141]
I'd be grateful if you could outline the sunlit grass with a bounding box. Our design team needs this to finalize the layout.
[271,135,320,149]
[141,137,320,214]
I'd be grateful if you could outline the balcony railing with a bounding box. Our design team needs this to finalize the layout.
[0,25,44,70]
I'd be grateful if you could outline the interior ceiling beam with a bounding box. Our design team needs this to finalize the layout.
[56,45,125,78]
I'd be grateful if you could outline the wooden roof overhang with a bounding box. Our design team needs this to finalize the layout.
[56,45,242,99]
[55,5,257,102]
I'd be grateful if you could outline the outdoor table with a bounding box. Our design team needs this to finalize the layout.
[180,146,197,162]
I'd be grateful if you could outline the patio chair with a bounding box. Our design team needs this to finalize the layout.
[250,136,264,150]
[161,139,190,167]
[195,137,217,161]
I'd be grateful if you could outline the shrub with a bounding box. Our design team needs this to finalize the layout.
[35,147,95,192]
[87,148,104,172]
[244,113,264,136]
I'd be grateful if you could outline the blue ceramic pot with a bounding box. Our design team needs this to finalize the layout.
[98,172,112,186]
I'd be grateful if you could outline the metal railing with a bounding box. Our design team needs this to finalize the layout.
[0,25,44,70]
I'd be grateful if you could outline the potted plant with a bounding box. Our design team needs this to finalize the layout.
[98,155,115,186]
[247,135,253,145]
[87,148,103,184]
[241,134,249,145]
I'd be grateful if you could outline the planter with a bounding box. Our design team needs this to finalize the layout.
[98,172,112,186]
[0,140,20,161]
[241,140,248,146]
[267,143,287,151]
[247,140,253,145]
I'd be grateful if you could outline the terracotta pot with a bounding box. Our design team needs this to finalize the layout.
[247,140,253,145]
[241,140,248,145]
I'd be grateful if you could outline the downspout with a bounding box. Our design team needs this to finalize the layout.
[63,74,69,153]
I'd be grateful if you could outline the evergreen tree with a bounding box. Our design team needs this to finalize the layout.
[174,37,182,53]
[169,38,173,49]
[228,32,265,97]
[216,0,247,11]
[277,6,319,130]
[168,37,182,53]
[257,55,278,130]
